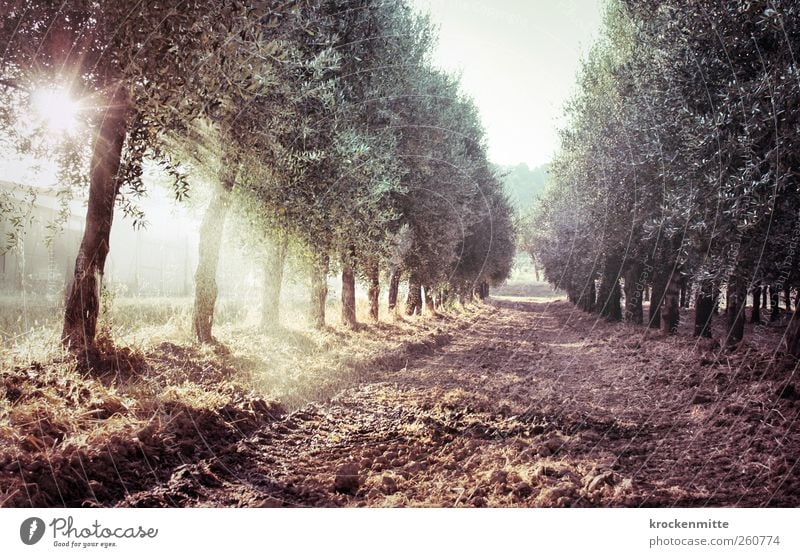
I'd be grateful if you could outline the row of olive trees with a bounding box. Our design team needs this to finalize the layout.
[527,0,800,355]
[0,0,514,356]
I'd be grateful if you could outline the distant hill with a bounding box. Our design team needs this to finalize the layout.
[499,163,549,212]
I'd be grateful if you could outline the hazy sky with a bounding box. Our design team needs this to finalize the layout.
[410,0,604,168]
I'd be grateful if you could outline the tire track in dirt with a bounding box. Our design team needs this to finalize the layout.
[122,297,800,507]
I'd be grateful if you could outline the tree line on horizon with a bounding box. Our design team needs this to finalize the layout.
[526,0,800,356]
[0,0,515,358]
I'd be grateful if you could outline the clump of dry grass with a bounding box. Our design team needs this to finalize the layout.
[0,344,285,507]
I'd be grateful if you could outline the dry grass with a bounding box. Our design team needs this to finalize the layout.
[0,293,484,507]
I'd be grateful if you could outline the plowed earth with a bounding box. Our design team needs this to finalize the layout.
[120,298,800,507]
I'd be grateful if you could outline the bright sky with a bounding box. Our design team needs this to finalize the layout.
[410,0,604,168]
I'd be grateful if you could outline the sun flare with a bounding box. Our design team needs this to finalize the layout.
[31,87,80,134]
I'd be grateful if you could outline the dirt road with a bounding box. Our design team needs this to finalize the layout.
[123,297,800,507]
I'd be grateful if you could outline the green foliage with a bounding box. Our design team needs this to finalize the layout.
[503,163,549,210]
[529,0,800,333]
[0,0,515,319]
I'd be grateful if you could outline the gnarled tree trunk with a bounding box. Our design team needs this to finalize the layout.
[387,268,401,314]
[598,258,622,321]
[770,285,781,321]
[367,260,380,321]
[437,288,449,311]
[423,285,436,315]
[680,277,690,308]
[474,282,489,301]
[661,270,680,335]
[62,89,129,355]
[309,253,329,329]
[649,276,665,329]
[751,283,762,324]
[694,281,714,338]
[726,278,746,347]
[787,306,800,357]
[405,272,422,316]
[567,288,577,305]
[623,264,643,325]
[341,252,357,329]
[458,284,469,306]
[580,279,596,313]
[193,179,233,344]
[261,233,288,328]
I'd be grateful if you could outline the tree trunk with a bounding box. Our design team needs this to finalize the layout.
[694,281,714,338]
[681,277,692,309]
[724,287,731,315]
[405,272,422,315]
[787,305,800,358]
[785,284,792,313]
[423,285,436,315]
[458,286,469,306]
[661,270,680,335]
[193,182,233,344]
[679,279,687,309]
[649,276,665,329]
[341,254,357,329]
[770,285,781,321]
[261,233,288,328]
[751,283,762,324]
[762,286,768,309]
[623,264,643,325]
[387,268,401,313]
[309,253,329,329]
[643,284,650,302]
[583,279,596,312]
[437,288,449,311]
[576,281,591,312]
[62,89,129,355]
[367,260,379,321]
[726,278,746,347]
[597,258,622,321]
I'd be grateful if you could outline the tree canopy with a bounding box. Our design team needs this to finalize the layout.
[528,0,800,352]
[0,0,515,353]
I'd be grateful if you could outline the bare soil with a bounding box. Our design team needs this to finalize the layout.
[126,298,800,507]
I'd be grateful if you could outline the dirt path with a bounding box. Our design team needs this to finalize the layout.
[123,297,800,507]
